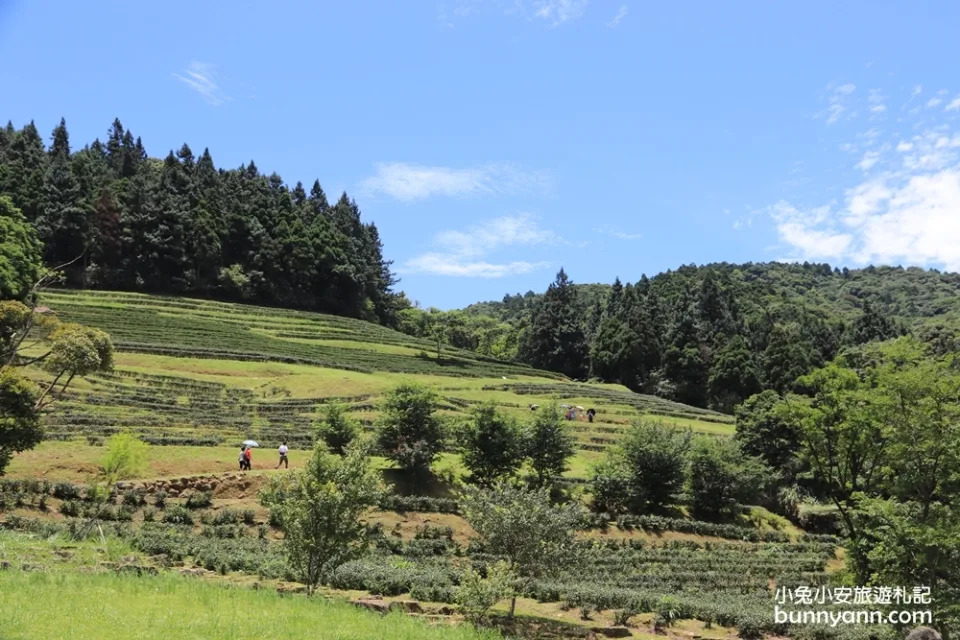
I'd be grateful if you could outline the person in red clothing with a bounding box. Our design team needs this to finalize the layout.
[243,446,252,470]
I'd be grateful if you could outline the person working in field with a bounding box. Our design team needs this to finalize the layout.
[243,446,252,470]
[238,446,248,471]
[276,442,289,469]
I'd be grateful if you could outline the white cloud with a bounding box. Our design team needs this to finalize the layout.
[857,150,882,171]
[607,4,628,27]
[532,0,589,26]
[594,224,641,240]
[173,61,230,106]
[401,214,556,278]
[927,97,943,108]
[946,94,960,112]
[769,201,852,259]
[868,89,887,114]
[822,83,856,124]
[768,122,960,270]
[913,85,923,96]
[360,162,551,201]
[403,254,547,277]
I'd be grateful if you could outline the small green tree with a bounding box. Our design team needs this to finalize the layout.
[590,421,691,514]
[101,432,148,483]
[688,436,770,519]
[524,402,575,486]
[459,403,525,486]
[455,560,516,625]
[734,390,802,476]
[260,443,382,593]
[315,403,359,455]
[75,432,149,540]
[377,383,444,475]
[461,482,583,617]
[0,367,41,475]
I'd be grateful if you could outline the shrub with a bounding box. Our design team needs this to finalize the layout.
[458,402,524,486]
[688,437,771,519]
[52,483,81,500]
[163,505,194,525]
[153,491,167,509]
[185,491,213,509]
[590,421,691,514]
[59,500,82,517]
[212,509,240,526]
[315,403,359,455]
[376,384,444,475]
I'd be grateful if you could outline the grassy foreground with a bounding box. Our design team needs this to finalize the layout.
[0,570,495,640]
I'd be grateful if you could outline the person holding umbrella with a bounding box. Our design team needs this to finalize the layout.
[241,440,259,471]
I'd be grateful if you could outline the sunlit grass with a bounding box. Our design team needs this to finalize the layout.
[0,570,497,640]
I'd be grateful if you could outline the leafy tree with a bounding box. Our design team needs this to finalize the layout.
[517,268,589,379]
[454,560,516,625]
[590,421,692,514]
[36,323,113,409]
[780,363,885,537]
[460,482,583,617]
[524,402,575,486]
[377,383,444,475]
[762,323,814,394]
[661,300,708,406]
[260,443,383,593]
[315,402,360,455]
[0,196,42,300]
[849,300,901,345]
[734,390,802,476]
[459,402,525,486]
[850,497,960,635]
[0,367,41,475]
[708,335,761,413]
[687,436,770,519]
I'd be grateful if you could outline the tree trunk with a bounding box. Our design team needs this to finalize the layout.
[509,595,517,618]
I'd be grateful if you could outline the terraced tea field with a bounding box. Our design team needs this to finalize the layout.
[35,290,734,456]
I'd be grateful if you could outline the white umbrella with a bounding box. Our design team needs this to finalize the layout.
[242,440,260,448]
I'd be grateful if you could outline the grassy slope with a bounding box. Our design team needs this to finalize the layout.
[0,571,496,640]
[35,290,732,461]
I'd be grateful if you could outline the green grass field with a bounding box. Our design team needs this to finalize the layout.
[0,570,497,640]
[1,290,823,640]
[35,289,733,460]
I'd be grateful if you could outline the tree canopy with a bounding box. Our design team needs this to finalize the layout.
[0,118,402,325]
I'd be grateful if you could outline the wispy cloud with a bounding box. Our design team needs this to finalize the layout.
[401,214,554,278]
[769,87,960,270]
[607,4,628,27]
[594,224,641,240]
[532,0,589,26]
[820,83,857,125]
[946,94,960,112]
[868,89,887,114]
[173,61,230,106]
[360,162,551,201]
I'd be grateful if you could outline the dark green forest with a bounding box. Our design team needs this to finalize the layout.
[6,118,960,416]
[0,119,402,324]
[400,263,960,412]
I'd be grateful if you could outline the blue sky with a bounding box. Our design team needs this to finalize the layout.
[2,1,959,309]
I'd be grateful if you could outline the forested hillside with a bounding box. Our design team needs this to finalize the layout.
[0,119,402,324]
[404,262,960,412]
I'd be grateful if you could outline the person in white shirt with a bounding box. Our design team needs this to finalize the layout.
[276,442,289,469]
